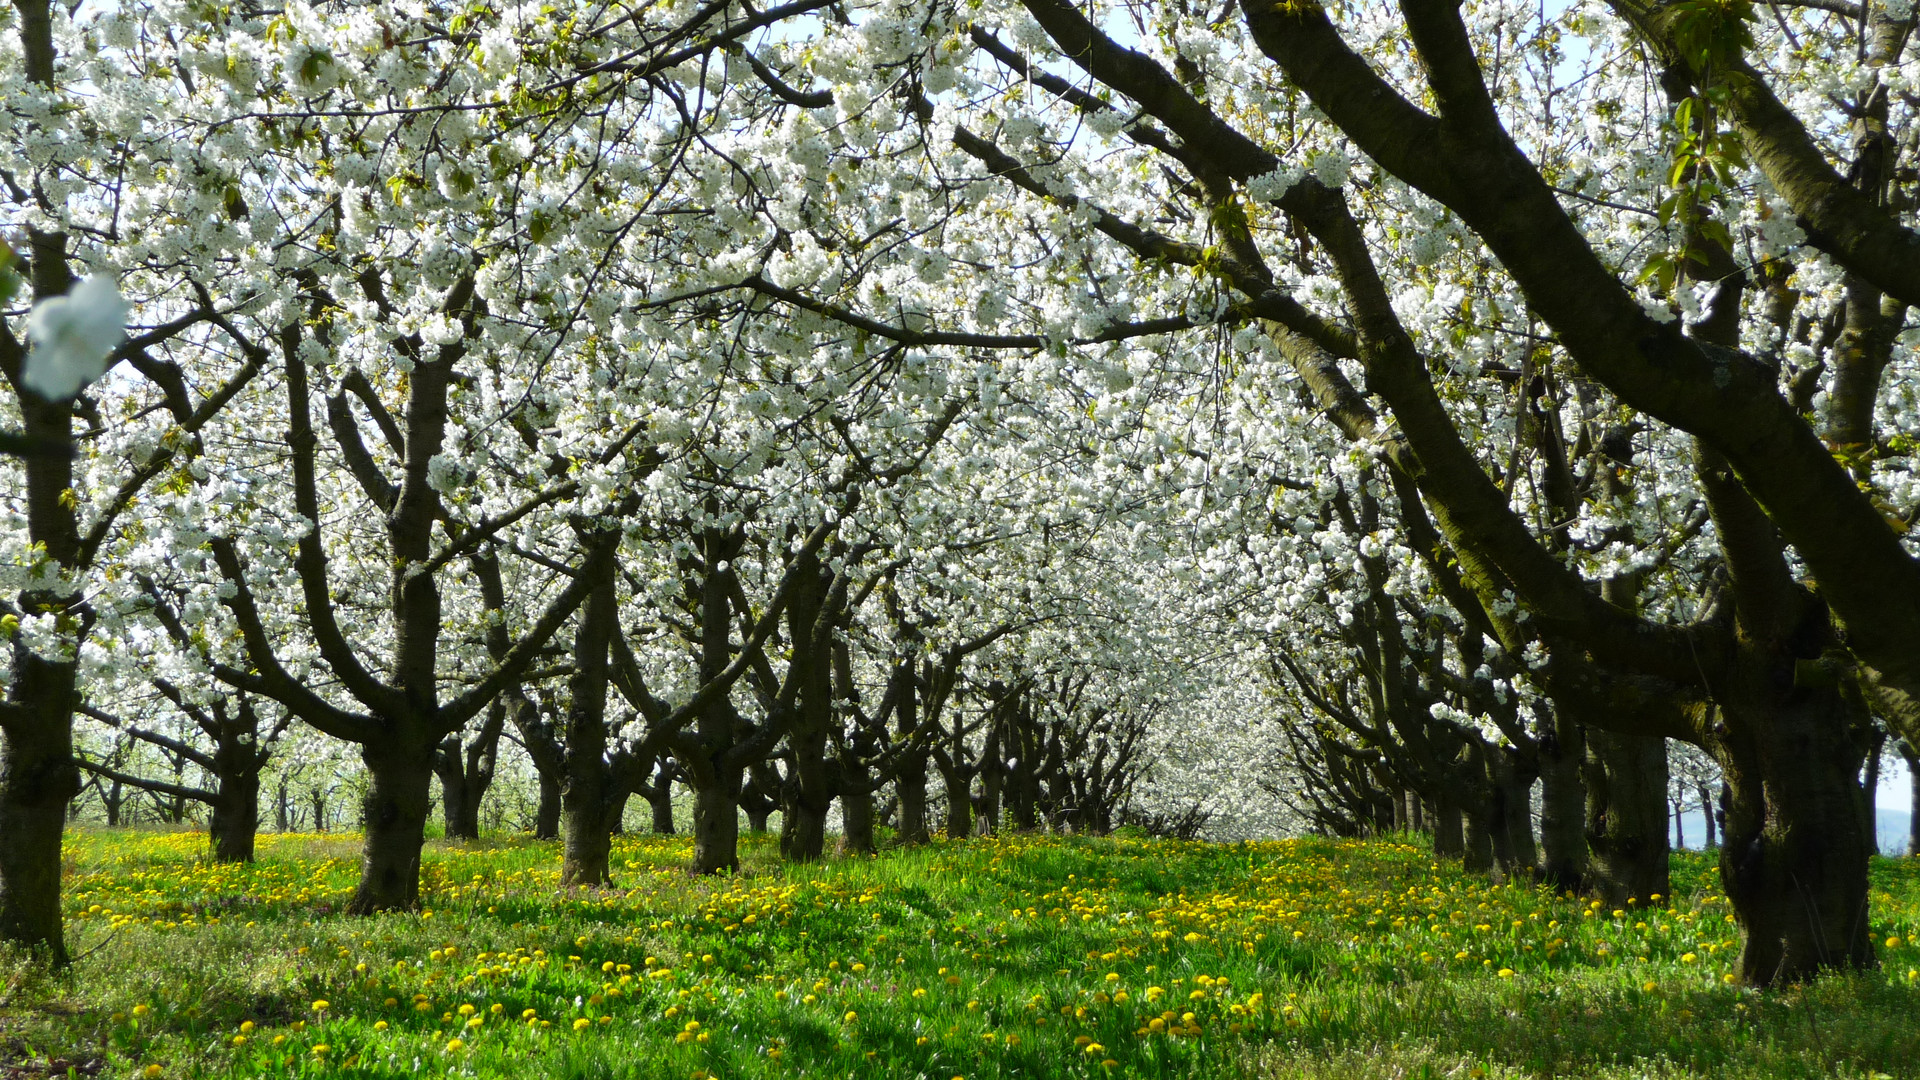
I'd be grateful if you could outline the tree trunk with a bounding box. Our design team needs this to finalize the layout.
[1584,730,1670,906]
[1673,800,1686,851]
[0,690,81,963]
[1487,750,1538,882]
[1699,782,1719,849]
[1904,743,1920,857]
[779,791,828,862]
[311,789,327,832]
[740,761,779,834]
[436,742,476,841]
[607,788,631,836]
[209,767,260,863]
[560,537,618,887]
[1716,684,1875,986]
[348,740,434,913]
[944,767,974,839]
[646,766,676,834]
[896,754,931,845]
[534,769,561,840]
[434,711,502,842]
[1430,797,1464,858]
[689,765,742,875]
[976,750,1004,837]
[840,790,876,855]
[1862,730,1885,858]
[1537,709,1588,892]
[560,790,615,888]
[1461,797,1494,873]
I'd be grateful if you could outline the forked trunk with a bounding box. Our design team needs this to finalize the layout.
[348,741,434,914]
[1487,752,1538,883]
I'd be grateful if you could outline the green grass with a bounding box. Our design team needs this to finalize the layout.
[3,829,1918,1079]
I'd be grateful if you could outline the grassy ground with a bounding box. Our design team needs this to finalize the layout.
[2,830,1918,1080]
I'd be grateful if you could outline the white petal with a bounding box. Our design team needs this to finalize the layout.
[23,275,128,401]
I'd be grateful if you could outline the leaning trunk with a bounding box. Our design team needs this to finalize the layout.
[1584,730,1670,906]
[348,739,434,914]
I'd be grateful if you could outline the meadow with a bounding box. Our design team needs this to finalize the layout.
[2,830,1918,1080]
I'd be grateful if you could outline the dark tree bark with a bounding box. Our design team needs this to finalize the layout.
[740,760,779,834]
[1537,705,1588,892]
[534,769,561,840]
[891,656,932,846]
[777,549,841,863]
[350,737,434,913]
[559,530,621,888]
[1902,741,1920,857]
[1430,797,1464,858]
[638,759,677,835]
[1699,783,1719,850]
[1583,731,1671,907]
[434,705,505,841]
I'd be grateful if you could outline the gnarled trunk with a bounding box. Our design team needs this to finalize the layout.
[348,739,434,913]
[1584,730,1670,906]
[1717,682,1875,986]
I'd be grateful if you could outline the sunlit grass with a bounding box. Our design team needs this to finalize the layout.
[2,829,1916,1078]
